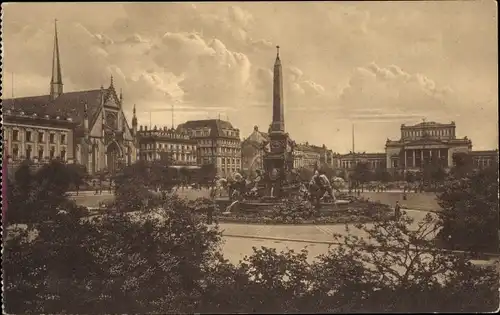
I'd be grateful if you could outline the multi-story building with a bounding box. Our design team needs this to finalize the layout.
[336,152,386,170]
[241,126,269,173]
[2,20,138,175]
[137,125,198,167]
[385,121,472,174]
[177,119,241,176]
[3,109,77,170]
[293,143,321,169]
[470,150,499,169]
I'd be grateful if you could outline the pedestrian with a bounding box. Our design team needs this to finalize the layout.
[206,203,214,225]
[93,180,98,195]
[394,201,401,220]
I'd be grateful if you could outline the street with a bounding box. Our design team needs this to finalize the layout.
[67,188,450,266]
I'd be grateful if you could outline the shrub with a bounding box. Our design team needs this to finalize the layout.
[437,163,499,253]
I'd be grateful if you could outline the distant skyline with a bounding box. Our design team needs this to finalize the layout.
[2,2,498,152]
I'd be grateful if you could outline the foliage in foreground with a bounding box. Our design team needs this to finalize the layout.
[4,161,498,313]
[437,161,499,253]
[5,160,88,225]
[5,205,497,313]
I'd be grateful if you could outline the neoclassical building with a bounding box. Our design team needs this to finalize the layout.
[3,109,77,170]
[384,120,494,173]
[2,20,138,175]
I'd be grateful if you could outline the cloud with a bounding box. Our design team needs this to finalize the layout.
[2,2,497,153]
[336,62,455,121]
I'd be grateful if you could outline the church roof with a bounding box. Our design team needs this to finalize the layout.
[177,119,239,139]
[2,88,109,130]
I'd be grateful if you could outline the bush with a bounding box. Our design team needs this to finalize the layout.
[437,163,499,253]
[4,197,222,314]
[6,160,88,225]
[5,164,497,313]
[199,212,498,313]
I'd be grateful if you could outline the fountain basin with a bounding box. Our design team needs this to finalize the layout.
[215,198,352,213]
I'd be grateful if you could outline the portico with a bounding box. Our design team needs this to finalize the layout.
[385,120,472,173]
[401,146,449,169]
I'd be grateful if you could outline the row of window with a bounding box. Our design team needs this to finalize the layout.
[403,128,453,139]
[473,159,493,168]
[219,139,239,146]
[141,152,196,162]
[141,143,196,151]
[11,129,67,144]
[198,147,241,155]
[10,145,66,161]
[220,158,241,165]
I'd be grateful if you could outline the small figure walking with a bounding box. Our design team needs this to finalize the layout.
[394,201,402,220]
[206,204,214,225]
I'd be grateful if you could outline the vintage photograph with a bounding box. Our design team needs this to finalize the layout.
[1,1,499,313]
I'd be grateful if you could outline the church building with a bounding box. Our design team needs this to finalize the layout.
[2,20,138,175]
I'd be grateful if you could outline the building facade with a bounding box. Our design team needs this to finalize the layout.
[2,20,138,175]
[337,152,386,170]
[241,126,269,173]
[177,119,241,176]
[137,125,198,167]
[293,143,321,169]
[3,109,77,169]
[385,121,471,173]
[470,150,499,169]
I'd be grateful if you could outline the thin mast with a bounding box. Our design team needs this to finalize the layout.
[352,123,356,164]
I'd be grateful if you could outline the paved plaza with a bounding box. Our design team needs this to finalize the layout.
[69,188,451,266]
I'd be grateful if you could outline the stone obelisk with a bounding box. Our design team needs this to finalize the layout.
[264,46,293,198]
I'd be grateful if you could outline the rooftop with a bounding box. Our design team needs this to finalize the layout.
[177,119,239,139]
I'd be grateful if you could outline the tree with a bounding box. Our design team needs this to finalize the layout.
[373,166,392,183]
[199,163,217,184]
[66,163,87,191]
[112,160,176,212]
[3,197,222,314]
[199,211,498,313]
[335,169,347,180]
[4,172,498,313]
[451,152,474,178]
[351,162,372,191]
[436,162,499,253]
[6,160,87,225]
[319,164,335,179]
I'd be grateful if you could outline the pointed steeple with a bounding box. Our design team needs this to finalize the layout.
[271,45,284,133]
[50,19,63,100]
[132,104,138,136]
[132,104,138,126]
[83,102,89,137]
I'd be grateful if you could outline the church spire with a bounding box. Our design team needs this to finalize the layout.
[132,104,138,136]
[50,19,63,100]
[271,45,284,133]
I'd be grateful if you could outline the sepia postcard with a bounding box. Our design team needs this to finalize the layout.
[1,2,499,313]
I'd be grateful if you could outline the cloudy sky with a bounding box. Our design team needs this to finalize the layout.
[2,2,498,152]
